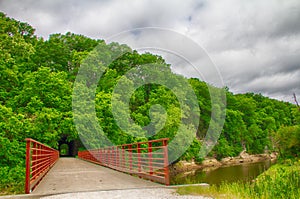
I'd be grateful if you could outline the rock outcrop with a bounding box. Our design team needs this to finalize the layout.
[170,152,278,175]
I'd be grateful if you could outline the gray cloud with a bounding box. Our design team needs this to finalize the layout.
[0,0,299,103]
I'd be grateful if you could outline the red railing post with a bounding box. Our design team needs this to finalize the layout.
[97,149,101,164]
[104,149,107,165]
[109,147,112,166]
[129,145,132,171]
[113,146,116,168]
[122,146,125,170]
[116,146,119,168]
[148,142,153,175]
[100,148,103,165]
[137,143,141,173]
[163,139,169,185]
[37,143,40,177]
[25,139,31,194]
[32,142,37,180]
[106,148,109,165]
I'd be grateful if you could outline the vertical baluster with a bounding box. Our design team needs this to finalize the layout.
[25,139,31,194]
[122,146,125,171]
[33,142,37,179]
[148,142,153,175]
[163,139,169,185]
[129,145,132,171]
[137,143,141,173]
[116,146,119,169]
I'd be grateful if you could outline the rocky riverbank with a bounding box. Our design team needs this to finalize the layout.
[170,151,278,175]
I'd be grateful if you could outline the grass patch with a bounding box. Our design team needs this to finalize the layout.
[0,186,23,196]
[177,159,300,199]
[177,183,251,199]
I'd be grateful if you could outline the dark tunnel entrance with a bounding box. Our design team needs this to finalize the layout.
[58,137,80,157]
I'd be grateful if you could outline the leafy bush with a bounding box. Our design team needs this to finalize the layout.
[0,166,25,195]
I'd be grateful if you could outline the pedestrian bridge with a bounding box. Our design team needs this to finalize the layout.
[31,158,162,195]
[25,138,169,195]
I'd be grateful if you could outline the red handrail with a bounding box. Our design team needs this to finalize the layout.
[78,138,169,185]
[25,138,59,194]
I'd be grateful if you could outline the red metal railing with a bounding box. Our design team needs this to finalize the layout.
[25,138,59,194]
[78,138,169,185]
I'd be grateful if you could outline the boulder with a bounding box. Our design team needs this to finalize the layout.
[202,158,222,167]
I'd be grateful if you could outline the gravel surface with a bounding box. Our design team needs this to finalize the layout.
[41,188,212,199]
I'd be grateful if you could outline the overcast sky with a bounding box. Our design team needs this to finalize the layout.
[1,0,299,103]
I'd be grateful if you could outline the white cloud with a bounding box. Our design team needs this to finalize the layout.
[0,0,299,102]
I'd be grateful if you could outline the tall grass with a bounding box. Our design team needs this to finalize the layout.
[177,159,300,199]
[249,159,300,199]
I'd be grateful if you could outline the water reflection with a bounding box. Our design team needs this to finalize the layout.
[171,160,274,185]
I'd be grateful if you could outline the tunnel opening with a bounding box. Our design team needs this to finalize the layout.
[60,143,69,156]
[58,136,80,157]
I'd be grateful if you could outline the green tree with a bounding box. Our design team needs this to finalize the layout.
[274,125,300,157]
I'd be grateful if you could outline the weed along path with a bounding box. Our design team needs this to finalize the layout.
[32,158,161,195]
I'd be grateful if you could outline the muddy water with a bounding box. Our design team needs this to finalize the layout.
[171,160,275,185]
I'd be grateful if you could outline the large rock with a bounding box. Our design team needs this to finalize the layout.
[239,150,250,159]
[202,158,222,167]
[270,152,278,160]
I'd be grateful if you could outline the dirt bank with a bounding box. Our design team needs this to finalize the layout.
[170,152,278,175]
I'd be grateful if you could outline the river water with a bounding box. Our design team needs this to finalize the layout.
[171,160,275,185]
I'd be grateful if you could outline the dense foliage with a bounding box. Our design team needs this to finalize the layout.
[0,13,299,194]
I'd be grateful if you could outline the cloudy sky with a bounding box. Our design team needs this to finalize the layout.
[1,0,299,103]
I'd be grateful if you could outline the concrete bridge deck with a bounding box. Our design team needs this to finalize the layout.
[32,158,162,195]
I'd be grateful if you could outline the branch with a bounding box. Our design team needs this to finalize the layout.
[293,93,300,111]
